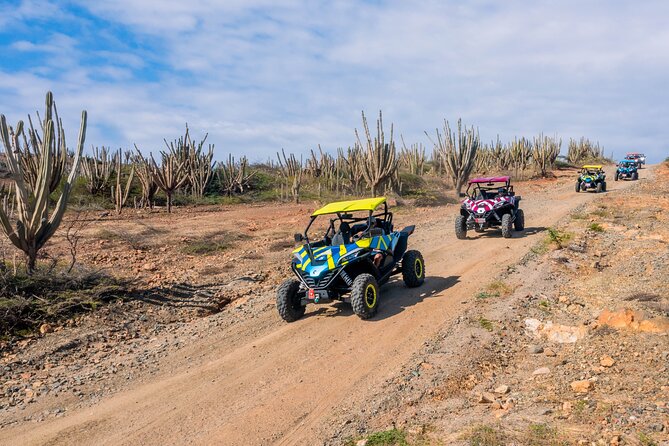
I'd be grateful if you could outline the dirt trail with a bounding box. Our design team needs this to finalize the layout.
[1,170,641,446]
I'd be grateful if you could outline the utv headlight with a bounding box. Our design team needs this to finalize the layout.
[339,248,363,263]
[477,207,485,214]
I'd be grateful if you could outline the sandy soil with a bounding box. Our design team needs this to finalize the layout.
[0,166,651,445]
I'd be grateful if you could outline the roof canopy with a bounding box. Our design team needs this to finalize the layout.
[582,165,603,169]
[468,176,510,184]
[312,197,387,216]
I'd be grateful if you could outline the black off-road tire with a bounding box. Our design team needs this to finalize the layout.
[402,250,425,288]
[575,181,581,192]
[602,181,607,192]
[455,215,467,240]
[501,213,513,238]
[632,172,638,180]
[350,274,379,319]
[276,279,305,322]
[596,182,603,193]
[514,208,525,231]
[614,172,619,181]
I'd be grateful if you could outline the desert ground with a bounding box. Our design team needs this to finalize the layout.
[1,164,667,445]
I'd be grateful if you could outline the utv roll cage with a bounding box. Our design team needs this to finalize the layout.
[465,177,515,201]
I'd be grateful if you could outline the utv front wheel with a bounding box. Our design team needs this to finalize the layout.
[501,213,513,238]
[602,181,607,192]
[575,181,581,192]
[351,274,379,319]
[455,215,467,239]
[596,182,603,193]
[402,250,425,288]
[276,279,305,322]
[514,209,525,231]
[614,172,619,181]
[632,172,638,180]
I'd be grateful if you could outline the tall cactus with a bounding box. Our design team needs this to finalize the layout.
[277,148,303,203]
[133,148,158,209]
[81,146,114,194]
[355,111,398,197]
[532,133,561,177]
[111,148,134,214]
[217,154,254,196]
[400,136,426,175]
[428,118,479,196]
[151,147,189,213]
[0,92,87,273]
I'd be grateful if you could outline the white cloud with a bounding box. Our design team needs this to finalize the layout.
[0,0,668,162]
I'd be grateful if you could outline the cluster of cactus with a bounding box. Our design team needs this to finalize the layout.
[277,148,303,203]
[474,134,561,177]
[567,137,604,164]
[400,138,426,175]
[428,119,480,196]
[0,92,87,273]
[216,154,254,196]
[355,111,398,197]
[81,146,114,194]
[111,148,134,214]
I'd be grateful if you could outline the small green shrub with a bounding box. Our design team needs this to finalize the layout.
[546,227,572,249]
[478,317,493,331]
[464,425,506,446]
[588,223,604,232]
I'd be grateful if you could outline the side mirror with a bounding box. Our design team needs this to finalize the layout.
[294,233,304,243]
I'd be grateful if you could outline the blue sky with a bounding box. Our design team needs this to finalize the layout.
[0,0,667,162]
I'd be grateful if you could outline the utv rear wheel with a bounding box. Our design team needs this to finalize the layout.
[351,274,379,319]
[514,209,525,231]
[575,181,580,192]
[455,215,467,239]
[276,279,305,322]
[402,250,425,288]
[501,213,513,238]
[596,182,603,193]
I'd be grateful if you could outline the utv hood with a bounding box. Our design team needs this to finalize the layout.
[462,196,515,213]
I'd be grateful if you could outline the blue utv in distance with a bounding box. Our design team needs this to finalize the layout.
[615,159,638,181]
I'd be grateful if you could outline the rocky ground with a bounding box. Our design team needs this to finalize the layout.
[322,164,669,445]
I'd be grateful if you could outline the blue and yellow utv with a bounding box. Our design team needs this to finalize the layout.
[277,197,425,321]
[575,165,606,193]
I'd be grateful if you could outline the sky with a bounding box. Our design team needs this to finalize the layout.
[0,0,667,163]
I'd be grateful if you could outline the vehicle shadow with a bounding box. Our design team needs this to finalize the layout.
[302,275,460,321]
[473,226,546,239]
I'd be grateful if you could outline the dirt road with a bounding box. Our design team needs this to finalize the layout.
[1,169,642,445]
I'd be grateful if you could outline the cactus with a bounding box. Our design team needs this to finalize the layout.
[150,147,189,213]
[81,146,114,194]
[0,92,87,273]
[532,133,561,177]
[427,118,479,196]
[186,131,215,198]
[338,146,365,194]
[400,136,426,175]
[355,111,398,197]
[133,148,158,209]
[508,137,532,175]
[567,137,604,164]
[111,148,134,214]
[216,154,254,195]
[277,148,303,203]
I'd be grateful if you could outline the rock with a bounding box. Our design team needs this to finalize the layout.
[524,318,587,343]
[356,440,368,446]
[528,344,544,354]
[570,380,594,393]
[597,308,669,333]
[562,401,573,414]
[142,263,157,272]
[533,367,551,375]
[478,392,496,403]
[494,385,510,394]
[544,348,557,357]
[39,324,53,334]
[600,355,615,367]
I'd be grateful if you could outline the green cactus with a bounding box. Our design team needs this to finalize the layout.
[0,92,87,273]
[277,148,303,203]
[355,111,398,197]
[532,134,561,177]
[428,118,479,196]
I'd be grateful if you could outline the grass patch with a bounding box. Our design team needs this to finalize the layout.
[523,423,566,446]
[180,231,250,255]
[538,300,551,312]
[346,429,409,446]
[570,212,587,220]
[464,425,506,446]
[588,223,604,232]
[638,432,658,446]
[0,265,127,339]
[478,317,493,332]
[475,280,513,300]
[591,207,609,218]
[546,227,572,249]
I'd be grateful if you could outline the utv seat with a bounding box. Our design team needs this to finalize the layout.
[331,222,351,246]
